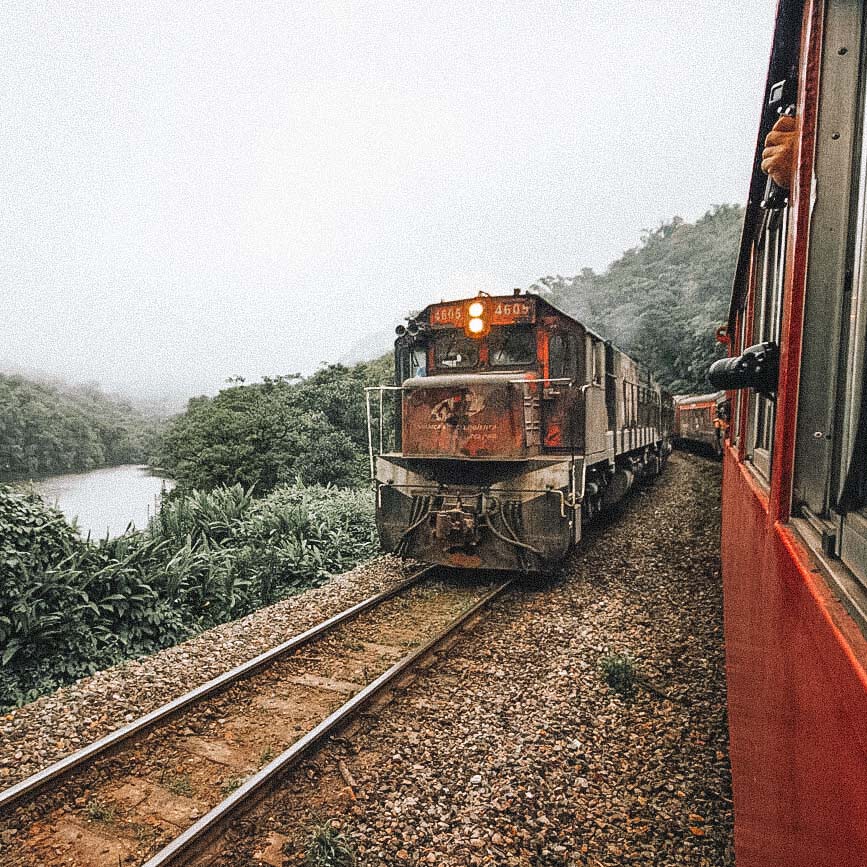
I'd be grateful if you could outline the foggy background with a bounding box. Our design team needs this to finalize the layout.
[1,0,775,406]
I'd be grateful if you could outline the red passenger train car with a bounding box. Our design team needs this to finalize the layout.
[709,1,867,864]
[367,292,673,571]
[673,391,729,456]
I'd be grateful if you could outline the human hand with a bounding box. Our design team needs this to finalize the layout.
[761,114,798,189]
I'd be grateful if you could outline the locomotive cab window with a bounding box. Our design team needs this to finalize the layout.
[489,326,535,368]
[397,342,428,383]
[548,332,581,381]
[434,332,479,370]
[836,16,867,587]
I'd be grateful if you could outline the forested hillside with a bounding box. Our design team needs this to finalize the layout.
[531,204,742,393]
[157,355,392,493]
[0,375,165,480]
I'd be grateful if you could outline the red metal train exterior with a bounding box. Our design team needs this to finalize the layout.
[367,292,673,571]
[673,391,729,456]
[710,1,867,864]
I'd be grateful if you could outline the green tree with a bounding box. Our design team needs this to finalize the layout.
[533,204,741,392]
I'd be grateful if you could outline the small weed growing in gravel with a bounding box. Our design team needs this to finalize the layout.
[85,799,116,823]
[259,743,276,764]
[164,773,193,797]
[302,819,356,867]
[220,776,244,795]
[132,823,158,845]
[601,652,637,696]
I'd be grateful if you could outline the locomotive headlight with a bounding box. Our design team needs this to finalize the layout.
[468,317,485,334]
[468,301,485,318]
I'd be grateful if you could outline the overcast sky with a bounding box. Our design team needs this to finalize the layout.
[2,0,776,402]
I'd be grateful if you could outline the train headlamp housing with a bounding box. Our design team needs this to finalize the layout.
[463,297,491,338]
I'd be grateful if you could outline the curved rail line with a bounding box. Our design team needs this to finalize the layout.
[144,577,514,867]
[0,567,434,814]
[0,568,515,867]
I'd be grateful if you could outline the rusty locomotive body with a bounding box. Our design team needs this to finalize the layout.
[367,291,673,571]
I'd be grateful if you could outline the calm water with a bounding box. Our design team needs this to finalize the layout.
[33,465,175,539]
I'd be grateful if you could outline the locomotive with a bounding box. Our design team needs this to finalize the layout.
[366,291,673,571]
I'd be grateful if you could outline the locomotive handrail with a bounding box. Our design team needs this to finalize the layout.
[365,385,407,477]
[507,377,574,385]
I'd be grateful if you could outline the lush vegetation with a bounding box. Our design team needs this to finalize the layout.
[531,204,742,393]
[0,374,165,480]
[0,207,741,710]
[157,356,392,494]
[0,481,377,710]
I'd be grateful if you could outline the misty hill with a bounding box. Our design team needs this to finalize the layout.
[530,204,742,393]
[0,374,166,480]
[0,360,186,416]
[340,326,397,367]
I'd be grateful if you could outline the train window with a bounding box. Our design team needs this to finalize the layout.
[489,326,535,367]
[396,341,428,383]
[434,332,478,369]
[746,208,788,480]
[566,334,581,381]
[549,333,566,379]
[548,332,581,381]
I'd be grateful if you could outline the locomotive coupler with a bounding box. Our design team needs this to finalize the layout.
[433,498,479,549]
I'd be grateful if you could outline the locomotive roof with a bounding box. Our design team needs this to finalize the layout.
[414,291,664,390]
[673,391,726,406]
[419,292,610,349]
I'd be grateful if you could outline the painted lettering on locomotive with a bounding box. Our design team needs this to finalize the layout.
[366,291,673,571]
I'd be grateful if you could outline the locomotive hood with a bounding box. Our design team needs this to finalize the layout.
[401,373,533,459]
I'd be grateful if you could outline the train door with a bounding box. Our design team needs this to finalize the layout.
[542,328,585,451]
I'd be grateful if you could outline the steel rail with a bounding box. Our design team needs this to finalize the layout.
[142,576,515,867]
[0,566,436,813]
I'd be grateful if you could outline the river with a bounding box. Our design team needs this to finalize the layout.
[32,464,175,540]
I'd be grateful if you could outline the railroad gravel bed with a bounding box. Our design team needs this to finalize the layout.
[2,451,730,866]
[216,451,731,866]
[0,555,415,786]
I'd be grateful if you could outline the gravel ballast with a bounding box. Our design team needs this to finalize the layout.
[2,451,730,866]
[213,451,731,866]
[0,555,416,786]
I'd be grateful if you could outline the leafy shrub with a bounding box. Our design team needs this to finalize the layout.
[0,484,80,576]
[0,481,377,711]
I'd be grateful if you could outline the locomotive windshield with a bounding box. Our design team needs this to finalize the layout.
[434,332,479,369]
[489,326,535,367]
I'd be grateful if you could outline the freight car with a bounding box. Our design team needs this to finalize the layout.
[366,291,673,571]
[707,1,867,864]
[673,391,729,456]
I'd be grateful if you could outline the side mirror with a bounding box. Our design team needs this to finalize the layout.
[708,341,779,396]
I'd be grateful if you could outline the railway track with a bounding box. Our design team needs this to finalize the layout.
[0,567,514,867]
